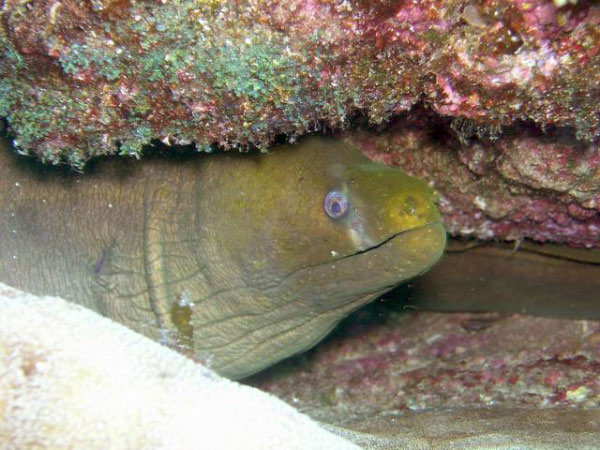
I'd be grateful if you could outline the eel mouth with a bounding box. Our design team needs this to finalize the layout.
[337,221,447,262]
[301,221,446,310]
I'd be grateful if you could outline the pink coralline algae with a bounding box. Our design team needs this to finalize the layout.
[0,0,599,167]
[249,308,600,422]
[345,119,600,248]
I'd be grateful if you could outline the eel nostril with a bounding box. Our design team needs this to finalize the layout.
[403,195,418,215]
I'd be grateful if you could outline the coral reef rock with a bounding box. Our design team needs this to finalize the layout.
[1,0,599,166]
[346,120,600,248]
[249,297,600,449]
[0,282,358,450]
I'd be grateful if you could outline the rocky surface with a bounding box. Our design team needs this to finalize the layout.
[331,408,600,449]
[248,283,600,448]
[250,307,600,420]
[1,0,599,165]
[346,120,600,248]
[0,282,358,450]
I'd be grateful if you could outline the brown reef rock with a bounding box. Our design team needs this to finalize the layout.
[1,0,599,165]
[346,118,600,248]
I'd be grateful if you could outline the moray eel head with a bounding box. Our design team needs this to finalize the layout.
[188,137,446,378]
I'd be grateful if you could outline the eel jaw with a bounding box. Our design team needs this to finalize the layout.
[338,220,446,262]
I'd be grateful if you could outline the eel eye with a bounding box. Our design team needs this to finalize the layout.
[324,190,349,220]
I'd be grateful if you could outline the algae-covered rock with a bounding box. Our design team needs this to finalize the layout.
[346,121,600,248]
[1,0,599,166]
[252,306,600,420]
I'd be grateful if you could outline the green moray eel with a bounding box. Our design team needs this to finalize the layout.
[405,239,600,320]
[0,137,445,379]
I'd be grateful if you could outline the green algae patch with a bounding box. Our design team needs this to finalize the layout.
[1,1,599,164]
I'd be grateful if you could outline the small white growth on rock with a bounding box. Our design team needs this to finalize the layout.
[474,195,487,210]
[554,0,577,6]
[566,386,590,403]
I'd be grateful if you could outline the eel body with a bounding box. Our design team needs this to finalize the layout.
[404,239,600,320]
[0,137,445,379]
